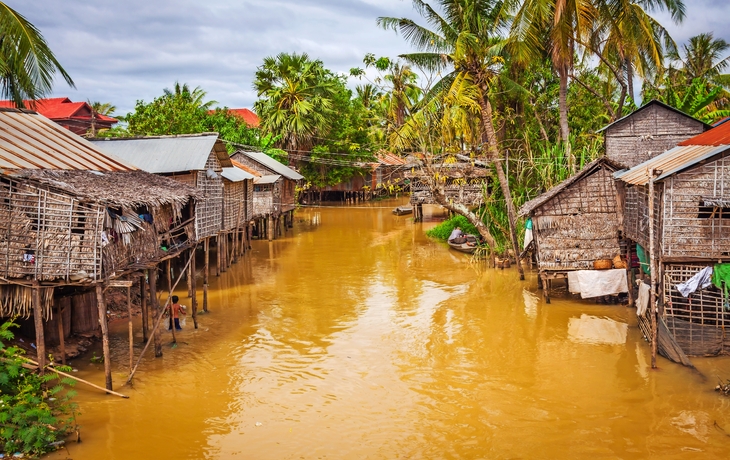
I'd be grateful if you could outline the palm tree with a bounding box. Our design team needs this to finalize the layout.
[87,100,117,137]
[379,0,525,278]
[670,32,730,87]
[253,53,337,155]
[0,2,74,107]
[164,82,216,111]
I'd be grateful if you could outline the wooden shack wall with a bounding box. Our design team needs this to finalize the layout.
[245,180,254,222]
[410,180,486,207]
[194,152,224,240]
[662,154,730,258]
[622,183,663,252]
[605,104,706,168]
[223,180,245,231]
[279,179,297,213]
[0,179,102,282]
[253,187,274,218]
[532,168,622,270]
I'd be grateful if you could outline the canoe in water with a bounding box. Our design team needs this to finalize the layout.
[447,235,478,254]
[392,206,413,216]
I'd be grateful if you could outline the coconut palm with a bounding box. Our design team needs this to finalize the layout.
[164,82,216,111]
[0,2,74,107]
[253,52,337,154]
[670,32,730,87]
[379,0,525,278]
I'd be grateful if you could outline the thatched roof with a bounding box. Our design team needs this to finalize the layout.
[9,169,198,208]
[519,157,622,217]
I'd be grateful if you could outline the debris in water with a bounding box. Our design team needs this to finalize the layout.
[715,378,730,396]
[255,422,263,427]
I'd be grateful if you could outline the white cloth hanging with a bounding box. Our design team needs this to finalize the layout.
[567,269,629,299]
[676,266,713,297]
[636,282,650,316]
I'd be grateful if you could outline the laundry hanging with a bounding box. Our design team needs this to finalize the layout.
[676,266,713,298]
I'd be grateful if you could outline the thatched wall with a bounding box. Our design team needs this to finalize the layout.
[194,152,224,240]
[253,186,274,218]
[410,180,487,207]
[279,179,297,213]
[531,167,622,270]
[605,103,707,168]
[662,263,730,356]
[661,154,730,258]
[245,180,253,222]
[223,180,246,231]
[622,183,662,252]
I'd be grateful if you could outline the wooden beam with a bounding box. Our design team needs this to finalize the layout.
[204,238,209,313]
[32,287,46,373]
[190,247,198,329]
[150,267,162,357]
[648,169,658,369]
[127,286,133,374]
[141,271,148,343]
[95,284,113,391]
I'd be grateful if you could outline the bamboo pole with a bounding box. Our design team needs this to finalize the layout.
[648,169,658,369]
[141,271,148,342]
[95,284,112,391]
[150,267,161,357]
[32,286,46,374]
[126,249,195,385]
[190,247,198,329]
[56,304,66,365]
[20,357,129,399]
[216,234,221,276]
[127,286,133,375]
[204,238,209,313]
[167,259,176,344]
[626,243,634,308]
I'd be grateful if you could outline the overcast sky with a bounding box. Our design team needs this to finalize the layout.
[13,0,730,116]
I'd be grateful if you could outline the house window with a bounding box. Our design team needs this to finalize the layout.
[698,203,730,219]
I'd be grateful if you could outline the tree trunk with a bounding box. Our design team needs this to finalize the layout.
[557,65,574,174]
[626,56,634,103]
[478,95,525,280]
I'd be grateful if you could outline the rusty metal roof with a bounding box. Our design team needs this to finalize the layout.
[678,118,730,146]
[0,108,136,171]
[614,144,728,185]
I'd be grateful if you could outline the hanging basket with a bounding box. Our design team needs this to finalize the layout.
[613,255,627,269]
[593,259,613,270]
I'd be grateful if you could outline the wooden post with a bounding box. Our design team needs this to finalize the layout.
[32,287,46,373]
[248,223,253,249]
[95,284,113,391]
[216,234,222,276]
[167,259,176,343]
[186,252,193,298]
[626,243,634,308]
[141,271,149,342]
[56,304,66,365]
[190,247,198,329]
[221,232,228,273]
[267,215,274,241]
[150,267,162,357]
[648,169,658,369]
[203,238,209,313]
[127,286,133,374]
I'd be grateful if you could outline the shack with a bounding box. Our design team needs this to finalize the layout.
[615,120,730,359]
[221,162,255,269]
[231,151,303,240]
[92,133,231,314]
[518,158,624,302]
[599,100,710,169]
[406,155,490,221]
[0,108,198,391]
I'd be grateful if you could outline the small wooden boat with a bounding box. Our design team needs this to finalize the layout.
[447,235,478,254]
[392,205,413,216]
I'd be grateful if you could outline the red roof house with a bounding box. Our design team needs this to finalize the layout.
[0,97,118,136]
[224,108,260,127]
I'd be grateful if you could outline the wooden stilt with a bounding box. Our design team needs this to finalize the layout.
[187,251,193,298]
[127,286,133,374]
[141,271,148,342]
[216,234,222,276]
[221,233,228,273]
[150,267,162,357]
[267,215,274,241]
[32,286,46,373]
[56,304,66,365]
[648,169,658,369]
[248,223,253,249]
[190,247,198,329]
[626,243,635,308]
[203,238,209,313]
[167,259,176,343]
[95,284,113,391]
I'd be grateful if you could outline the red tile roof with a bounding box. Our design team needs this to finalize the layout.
[226,108,259,127]
[678,119,730,147]
[0,98,118,123]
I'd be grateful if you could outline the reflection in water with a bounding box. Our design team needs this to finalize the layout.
[49,199,730,459]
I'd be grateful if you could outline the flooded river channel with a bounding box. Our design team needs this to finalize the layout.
[50,200,730,459]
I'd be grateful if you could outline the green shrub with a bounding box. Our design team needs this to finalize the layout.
[0,321,77,457]
[426,215,480,241]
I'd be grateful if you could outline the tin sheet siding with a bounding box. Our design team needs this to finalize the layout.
[663,155,730,258]
[605,104,707,168]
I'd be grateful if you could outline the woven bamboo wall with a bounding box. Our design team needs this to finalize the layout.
[605,104,706,168]
[245,180,254,222]
[622,183,663,252]
[410,179,487,206]
[662,263,730,356]
[532,168,621,270]
[223,181,245,230]
[253,187,274,218]
[0,179,102,282]
[194,153,224,240]
[662,156,730,258]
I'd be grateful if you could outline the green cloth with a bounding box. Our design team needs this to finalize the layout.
[525,218,533,230]
[636,244,651,276]
[712,264,730,311]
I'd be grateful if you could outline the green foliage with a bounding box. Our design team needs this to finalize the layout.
[426,214,479,241]
[0,321,77,457]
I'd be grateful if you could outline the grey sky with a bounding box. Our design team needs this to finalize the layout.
[13,0,730,116]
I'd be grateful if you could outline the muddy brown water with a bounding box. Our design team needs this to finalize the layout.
[48,199,730,459]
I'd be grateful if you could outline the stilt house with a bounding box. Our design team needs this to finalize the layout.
[615,121,730,357]
[220,162,255,267]
[518,158,624,301]
[0,108,197,390]
[599,100,711,168]
[230,151,303,240]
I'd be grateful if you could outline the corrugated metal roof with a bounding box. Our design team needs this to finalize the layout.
[255,174,280,185]
[678,118,730,146]
[614,144,728,185]
[221,166,255,182]
[238,151,304,180]
[0,109,136,171]
[91,134,230,173]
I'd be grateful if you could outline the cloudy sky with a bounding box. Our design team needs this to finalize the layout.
[13,0,730,116]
